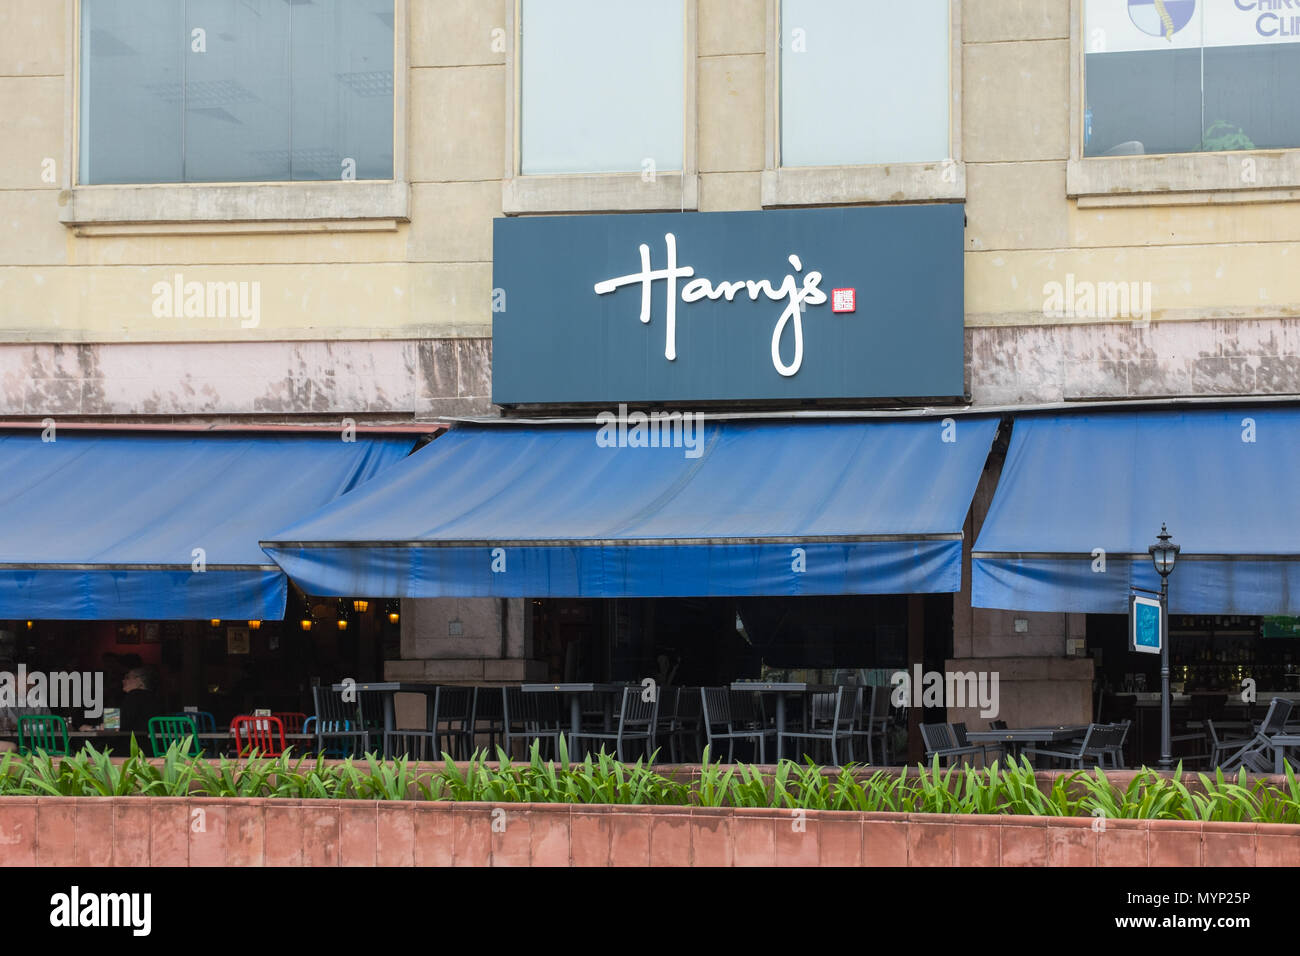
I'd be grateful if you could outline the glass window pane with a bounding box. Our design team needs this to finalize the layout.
[1083,0,1203,156]
[182,0,291,183]
[780,0,949,168]
[1203,30,1300,152]
[520,0,684,176]
[290,0,394,181]
[80,0,184,185]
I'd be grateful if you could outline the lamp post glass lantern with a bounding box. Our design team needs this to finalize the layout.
[1148,523,1180,771]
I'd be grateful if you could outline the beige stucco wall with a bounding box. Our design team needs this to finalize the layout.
[0,0,1295,414]
[0,0,1294,415]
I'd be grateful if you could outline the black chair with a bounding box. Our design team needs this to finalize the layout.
[469,686,505,755]
[1207,719,1255,768]
[920,722,979,766]
[1024,722,1124,770]
[778,686,854,765]
[310,685,370,758]
[728,689,772,742]
[1221,698,1294,772]
[383,686,475,761]
[435,686,475,759]
[502,687,563,759]
[1104,720,1132,769]
[700,687,766,763]
[654,686,680,759]
[358,690,386,746]
[572,686,659,762]
[952,721,1001,764]
[842,686,876,764]
[671,687,703,763]
[863,685,893,764]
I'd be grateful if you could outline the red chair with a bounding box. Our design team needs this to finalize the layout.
[272,711,307,734]
[231,715,286,757]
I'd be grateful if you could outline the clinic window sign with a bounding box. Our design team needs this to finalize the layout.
[491,206,966,405]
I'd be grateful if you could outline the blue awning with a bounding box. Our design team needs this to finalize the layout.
[972,408,1300,614]
[262,417,1000,598]
[0,432,413,620]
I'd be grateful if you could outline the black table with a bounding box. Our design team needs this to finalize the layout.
[730,682,837,762]
[520,683,627,750]
[1271,735,1300,774]
[331,681,439,758]
[963,725,1089,766]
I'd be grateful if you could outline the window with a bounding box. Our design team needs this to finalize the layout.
[503,0,698,214]
[779,0,949,167]
[520,0,684,175]
[762,0,962,207]
[1069,0,1300,205]
[78,0,394,185]
[1084,0,1300,157]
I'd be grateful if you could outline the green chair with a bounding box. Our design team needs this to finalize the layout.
[17,714,70,756]
[147,715,200,757]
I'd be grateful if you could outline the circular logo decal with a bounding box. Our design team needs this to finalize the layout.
[1128,0,1196,40]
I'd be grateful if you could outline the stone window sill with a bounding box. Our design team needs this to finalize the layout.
[1067,151,1300,207]
[761,162,965,207]
[502,172,698,215]
[57,181,410,234]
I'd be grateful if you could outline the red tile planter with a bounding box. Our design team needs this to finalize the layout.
[3,797,1297,865]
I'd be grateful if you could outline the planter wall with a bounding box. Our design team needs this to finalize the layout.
[1,797,1296,866]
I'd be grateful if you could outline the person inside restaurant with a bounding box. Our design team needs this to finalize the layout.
[79,666,161,738]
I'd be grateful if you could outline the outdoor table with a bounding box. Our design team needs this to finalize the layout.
[520,683,627,750]
[963,725,1090,767]
[729,681,837,762]
[1271,735,1300,774]
[331,682,439,758]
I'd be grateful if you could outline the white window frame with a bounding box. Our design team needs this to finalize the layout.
[502,0,699,215]
[58,0,410,234]
[761,0,964,208]
[1067,0,1300,207]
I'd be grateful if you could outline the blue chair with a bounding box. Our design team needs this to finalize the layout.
[172,711,220,755]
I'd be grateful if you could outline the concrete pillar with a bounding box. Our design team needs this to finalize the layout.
[385,597,542,727]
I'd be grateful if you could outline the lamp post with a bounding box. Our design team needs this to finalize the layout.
[1149,524,1180,771]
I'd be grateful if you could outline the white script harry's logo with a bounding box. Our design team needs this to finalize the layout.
[593,233,829,377]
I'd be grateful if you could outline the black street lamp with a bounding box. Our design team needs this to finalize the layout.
[1149,524,1180,771]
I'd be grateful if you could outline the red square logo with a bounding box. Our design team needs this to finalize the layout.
[831,288,856,313]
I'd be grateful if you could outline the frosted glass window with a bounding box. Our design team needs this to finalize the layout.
[79,0,394,185]
[780,0,950,167]
[79,0,185,185]
[520,0,684,175]
[290,0,394,181]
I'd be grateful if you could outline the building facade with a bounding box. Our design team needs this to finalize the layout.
[4,0,1300,749]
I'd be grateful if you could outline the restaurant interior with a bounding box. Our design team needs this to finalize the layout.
[7,591,1300,770]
